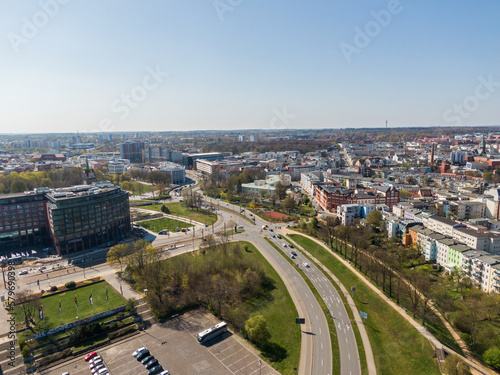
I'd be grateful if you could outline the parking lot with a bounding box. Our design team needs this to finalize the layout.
[46,309,278,375]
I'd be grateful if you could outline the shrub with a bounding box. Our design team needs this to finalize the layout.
[37,348,72,367]
[21,346,30,358]
[108,324,137,340]
[116,312,124,320]
[65,281,76,289]
[50,286,58,292]
[126,298,136,312]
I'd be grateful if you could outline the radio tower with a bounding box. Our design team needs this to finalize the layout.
[386,120,388,128]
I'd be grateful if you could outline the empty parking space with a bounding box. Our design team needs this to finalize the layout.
[44,309,278,375]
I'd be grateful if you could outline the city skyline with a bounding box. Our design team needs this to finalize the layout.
[1,1,499,134]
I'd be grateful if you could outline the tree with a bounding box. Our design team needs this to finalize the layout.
[399,190,411,200]
[446,211,457,221]
[161,204,170,214]
[245,315,271,347]
[156,183,166,197]
[406,175,416,185]
[106,243,134,273]
[282,196,296,214]
[443,355,472,375]
[10,178,27,193]
[275,182,287,200]
[15,290,41,330]
[484,347,500,370]
[366,210,382,228]
[309,217,319,228]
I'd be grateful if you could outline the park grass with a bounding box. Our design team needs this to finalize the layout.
[138,217,193,233]
[146,202,217,225]
[237,242,301,375]
[288,234,441,375]
[127,181,156,195]
[13,282,126,339]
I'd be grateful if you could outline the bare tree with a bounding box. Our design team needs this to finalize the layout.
[16,290,41,331]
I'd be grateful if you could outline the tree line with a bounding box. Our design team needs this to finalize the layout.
[306,218,500,368]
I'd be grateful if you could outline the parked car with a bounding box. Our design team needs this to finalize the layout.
[148,365,164,375]
[146,359,159,369]
[91,365,104,374]
[18,270,28,275]
[84,352,98,361]
[133,347,147,357]
[136,350,151,361]
[159,371,170,375]
[141,355,155,365]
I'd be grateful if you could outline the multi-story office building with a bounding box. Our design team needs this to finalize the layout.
[158,162,186,184]
[119,140,146,163]
[182,152,223,169]
[0,183,130,256]
[0,190,50,251]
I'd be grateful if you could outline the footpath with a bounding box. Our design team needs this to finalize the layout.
[283,230,497,375]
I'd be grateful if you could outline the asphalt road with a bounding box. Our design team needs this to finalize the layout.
[270,234,361,375]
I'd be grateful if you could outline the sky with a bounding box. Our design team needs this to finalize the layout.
[0,0,499,134]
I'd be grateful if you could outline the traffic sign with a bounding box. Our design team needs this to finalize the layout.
[295,317,305,324]
[360,312,368,319]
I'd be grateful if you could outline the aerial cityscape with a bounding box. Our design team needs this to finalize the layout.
[2,1,500,375]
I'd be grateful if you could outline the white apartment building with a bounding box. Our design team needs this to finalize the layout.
[426,215,457,237]
[436,237,456,267]
[337,204,360,226]
[108,162,126,174]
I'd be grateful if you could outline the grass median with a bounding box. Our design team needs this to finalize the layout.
[138,216,193,233]
[288,234,441,375]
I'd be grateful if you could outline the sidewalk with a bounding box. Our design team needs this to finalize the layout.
[287,231,497,375]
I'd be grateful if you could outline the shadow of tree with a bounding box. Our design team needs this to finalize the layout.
[261,341,288,363]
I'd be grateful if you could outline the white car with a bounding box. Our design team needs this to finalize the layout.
[91,365,104,374]
[133,347,147,357]
[159,371,170,375]
[90,355,102,364]
[90,360,103,369]
[303,263,310,268]
[18,270,28,275]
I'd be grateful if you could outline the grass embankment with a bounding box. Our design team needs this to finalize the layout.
[288,234,441,375]
[13,282,126,339]
[174,242,300,374]
[146,202,218,225]
[139,217,193,233]
[265,238,340,375]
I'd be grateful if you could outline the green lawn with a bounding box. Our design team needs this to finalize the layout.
[127,181,156,195]
[235,242,301,375]
[13,282,126,338]
[139,217,193,233]
[147,202,217,225]
[288,234,441,375]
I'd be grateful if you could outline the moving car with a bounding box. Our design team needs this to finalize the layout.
[84,352,98,361]
[303,263,310,268]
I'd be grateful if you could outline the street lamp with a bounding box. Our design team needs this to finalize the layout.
[258,359,261,375]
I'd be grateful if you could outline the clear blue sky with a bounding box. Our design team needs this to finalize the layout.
[1,0,499,134]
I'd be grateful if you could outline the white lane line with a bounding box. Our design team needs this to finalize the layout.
[316,315,318,321]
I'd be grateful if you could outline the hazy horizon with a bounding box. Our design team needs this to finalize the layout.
[1,1,499,134]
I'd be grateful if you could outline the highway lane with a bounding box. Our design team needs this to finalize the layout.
[269,235,361,375]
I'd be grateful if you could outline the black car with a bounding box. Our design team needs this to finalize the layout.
[137,351,151,361]
[145,359,159,369]
[141,355,154,365]
[148,365,164,375]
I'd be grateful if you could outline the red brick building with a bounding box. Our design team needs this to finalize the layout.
[315,185,399,212]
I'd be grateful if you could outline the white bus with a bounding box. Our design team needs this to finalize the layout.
[197,322,227,344]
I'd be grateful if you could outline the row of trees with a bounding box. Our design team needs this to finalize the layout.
[0,168,84,193]
[307,218,500,366]
[129,168,171,185]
